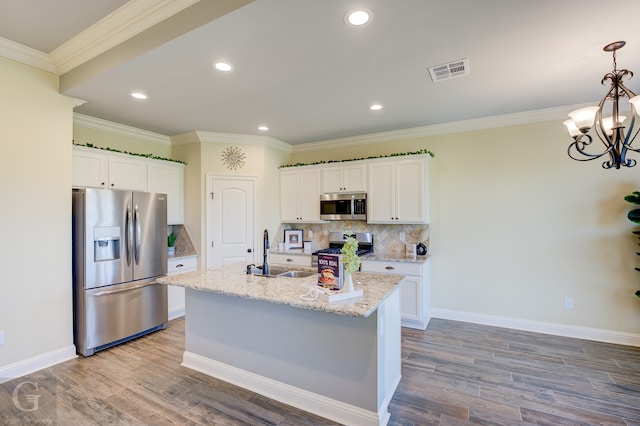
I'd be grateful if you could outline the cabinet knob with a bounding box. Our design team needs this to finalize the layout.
[176,264,184,268]
[101,182,105,186]
[110,183,115,187]
[247,248,252,253]
[286,258,293,262]
[385,266,395,270]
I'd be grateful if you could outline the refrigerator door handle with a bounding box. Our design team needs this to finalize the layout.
[125,204,132,266]
[134,204,141,265]
[89,281,158,297]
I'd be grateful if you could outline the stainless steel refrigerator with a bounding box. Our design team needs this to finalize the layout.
[72,188,168,356]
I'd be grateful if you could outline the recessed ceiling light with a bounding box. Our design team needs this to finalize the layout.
[345,9,372,26]
[131,92,147,100]
[258,126,269,131]
[369,104,383,111]
[213,62,233,72]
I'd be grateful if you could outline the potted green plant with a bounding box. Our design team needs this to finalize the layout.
[623,191,640,298]
[340,236,361,293]
[168,232,177,256]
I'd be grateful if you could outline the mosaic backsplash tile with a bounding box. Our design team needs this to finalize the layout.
[276,221,429,257]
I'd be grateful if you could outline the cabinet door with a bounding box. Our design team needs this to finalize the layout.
[398,275,421,322]
[280,170,301,222]
[321,164,367,193]
[342,164,367,192]
[321,166,343,193]
[72,147,108,188]
[367,161,395,223]
[395,159,426,223]
[148,161,185,224]
[298,169,322,221]
[108,155,147,191]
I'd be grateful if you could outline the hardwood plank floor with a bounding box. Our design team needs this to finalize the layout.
[2,317,639,425]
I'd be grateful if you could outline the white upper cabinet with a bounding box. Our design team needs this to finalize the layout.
[147,161,185,224]
[72,146,147,191]
[72,146,109,189]
[73,145,186,224]
[280,167,323,223]
[108,154,147,191]
[321,163,367,193]
[367,155,429,224]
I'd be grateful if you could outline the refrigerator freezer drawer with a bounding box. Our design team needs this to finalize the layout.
[75,280,167,356]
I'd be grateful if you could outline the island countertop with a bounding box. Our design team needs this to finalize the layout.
[155,262,403,318]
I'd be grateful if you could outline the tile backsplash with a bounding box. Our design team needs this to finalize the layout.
[276,221,429,257]
[168,224,197,257]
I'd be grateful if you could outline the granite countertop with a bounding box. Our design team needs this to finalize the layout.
[168,252,198,260]
[269,249,429,263]
[155,262,403,318]
[360,253,430,263]
[269,249,309,256]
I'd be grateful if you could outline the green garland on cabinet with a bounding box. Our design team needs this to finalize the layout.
[73,142,187,165]
[279,148,434,168]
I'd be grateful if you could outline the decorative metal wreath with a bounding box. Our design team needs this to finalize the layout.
[221,146,246,170]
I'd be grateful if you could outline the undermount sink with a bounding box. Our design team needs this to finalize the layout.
[249,267,314,278]
[278,271,315,278]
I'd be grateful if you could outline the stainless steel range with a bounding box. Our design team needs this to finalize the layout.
[311,232,373,267]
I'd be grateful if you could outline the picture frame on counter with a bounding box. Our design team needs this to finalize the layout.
[284,229,303,249]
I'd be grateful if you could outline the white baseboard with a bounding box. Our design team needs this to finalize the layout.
[430,308,640,347]
[168,308,185,320]
[182,351,384,426]
[0,345,77,383]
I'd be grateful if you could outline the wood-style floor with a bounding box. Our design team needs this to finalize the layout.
[2,317,639,425]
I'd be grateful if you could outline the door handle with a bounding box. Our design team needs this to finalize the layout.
[134,204,141,265]
[90,281,158,296]
[125,204,132,266]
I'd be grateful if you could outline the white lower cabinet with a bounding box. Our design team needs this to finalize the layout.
[269,252,311,267]
[360,258,430,329]
[167,256,197,319]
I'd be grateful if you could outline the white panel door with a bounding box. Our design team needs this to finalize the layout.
[207,176,256,268]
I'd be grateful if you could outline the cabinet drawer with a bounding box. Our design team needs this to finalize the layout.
[168,256,197,275]
[360,259,422,276]
[270,253,311,267]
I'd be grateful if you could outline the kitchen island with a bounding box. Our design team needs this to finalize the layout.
[156,262,404,426]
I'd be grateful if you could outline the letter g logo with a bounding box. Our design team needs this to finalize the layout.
[12,380,41,412]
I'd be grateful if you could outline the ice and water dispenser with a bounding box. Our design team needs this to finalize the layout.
[93,226,121,262]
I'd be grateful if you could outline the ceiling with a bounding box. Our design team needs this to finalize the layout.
[2,0,640,145]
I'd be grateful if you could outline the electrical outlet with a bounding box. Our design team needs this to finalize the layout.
[0,331,4,346]
[308,230,313,238]
[399,232,405,241]
[564,297,573,309]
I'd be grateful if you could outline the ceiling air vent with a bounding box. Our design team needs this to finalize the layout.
[428,59,469,82]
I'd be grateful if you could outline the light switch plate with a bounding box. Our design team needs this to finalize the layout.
[0,331,4,346]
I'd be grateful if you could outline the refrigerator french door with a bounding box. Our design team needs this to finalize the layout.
[72,188,168,356]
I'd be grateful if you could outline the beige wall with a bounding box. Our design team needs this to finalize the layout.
[173,136,289,267]
[73,124,172,158]
[291,121,640,334]
[0,56,75,366]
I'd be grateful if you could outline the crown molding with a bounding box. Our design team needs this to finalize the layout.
[50,0,199,74]
[73,113,171,145]
[291,105,584,154]
[0,36,56,73]
[171,130,292,153]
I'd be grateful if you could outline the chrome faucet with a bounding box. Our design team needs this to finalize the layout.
[262,229,269,276]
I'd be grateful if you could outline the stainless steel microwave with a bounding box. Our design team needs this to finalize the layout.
[320,193,367,221]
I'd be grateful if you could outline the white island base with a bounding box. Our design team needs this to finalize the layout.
[182,287,401,426]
